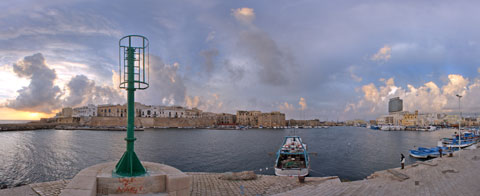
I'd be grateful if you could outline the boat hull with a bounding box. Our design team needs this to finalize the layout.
[409,150,429,158]
[274,168,309,177]
[445,142,474,148]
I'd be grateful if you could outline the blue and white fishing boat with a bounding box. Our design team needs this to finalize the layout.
[440,132,478,148]
[274,136,309,177]
[409,148,429,158]
[409,146,451,159]
[444,139,475,148]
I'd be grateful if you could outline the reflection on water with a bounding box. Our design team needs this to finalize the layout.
[0,127,455,187]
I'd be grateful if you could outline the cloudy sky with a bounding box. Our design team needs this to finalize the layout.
[1,0,480,120]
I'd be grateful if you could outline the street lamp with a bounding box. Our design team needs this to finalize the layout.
[456,94,462,151]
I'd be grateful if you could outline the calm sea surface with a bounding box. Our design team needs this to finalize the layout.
[0,127,455,187]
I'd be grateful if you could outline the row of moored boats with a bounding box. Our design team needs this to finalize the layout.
[369,125,437,131]
[409,131,480,159]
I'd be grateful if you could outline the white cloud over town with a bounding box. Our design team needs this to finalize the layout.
[345,74,480,119]
[371,45,392,62]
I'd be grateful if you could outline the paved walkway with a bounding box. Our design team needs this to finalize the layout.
[275,146,480,196]
[187,172,339,196]
[0,180,69,196]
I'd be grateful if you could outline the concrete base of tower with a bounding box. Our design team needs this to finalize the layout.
[59,161,192,196]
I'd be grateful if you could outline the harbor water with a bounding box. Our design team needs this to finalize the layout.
[0,127,455,188]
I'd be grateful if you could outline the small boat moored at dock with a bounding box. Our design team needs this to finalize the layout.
[274,136,310,177]
[409,146,451,159]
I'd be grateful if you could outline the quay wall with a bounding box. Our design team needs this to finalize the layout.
[85,117,216,128]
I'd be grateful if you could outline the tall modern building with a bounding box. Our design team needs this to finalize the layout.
[388,97,403,113]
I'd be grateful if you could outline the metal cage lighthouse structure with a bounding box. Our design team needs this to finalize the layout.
[114,35,150,176]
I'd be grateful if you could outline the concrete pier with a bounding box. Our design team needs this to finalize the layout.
[275,145,480,196]
[2,145,480,196]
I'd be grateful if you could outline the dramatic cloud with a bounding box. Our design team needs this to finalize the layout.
[232,8,255,24]
[278,102,294,111]
[4,53,125,113]
[136,56,186,106]
[6,53,61,113]
[229,7,295,86]
[345,74,480,119]
[299,97,307,111]
[0,7,121,40]
[185,95,200,108]
[224,59,245,81]
[63,75,124,107]
[3,1,480,120]
[371,45,392,62]
[184,93,224,112]
[237,30,294,86]
[442,74,468,96]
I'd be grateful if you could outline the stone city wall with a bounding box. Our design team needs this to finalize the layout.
[87,117,216,128]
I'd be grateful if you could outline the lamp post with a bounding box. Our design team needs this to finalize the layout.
[456,94,462,151]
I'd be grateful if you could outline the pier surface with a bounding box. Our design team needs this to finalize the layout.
[1,145,479,196]
[275,146,480,196]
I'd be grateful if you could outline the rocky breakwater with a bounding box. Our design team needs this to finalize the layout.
[0,122,57,131]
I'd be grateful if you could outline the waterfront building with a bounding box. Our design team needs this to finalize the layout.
[60,107,73,117]
[236,110,261,126]
[185,108,202,118]
[98,103,146,117]
[216,113,236,125]
[141,105,157,118]
[161,106,186,118]
[258,112,286,128]
[201,112,217,120]
[401,111,418,126]
[72,104,97,117]
[286,119,321,127]
[98,104,123,117]
[465,117,478,127]
[376,112,405,125]
[140,106,202,118]
[97,104,125,117]
[388,97,403,114]
[445,115,459,126]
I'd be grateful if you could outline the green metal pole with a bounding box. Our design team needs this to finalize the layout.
[114,46,146,176]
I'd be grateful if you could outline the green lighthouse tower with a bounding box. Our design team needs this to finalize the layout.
[114,35,150,177]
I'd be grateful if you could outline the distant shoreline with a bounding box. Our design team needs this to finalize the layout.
[0,120,33,124]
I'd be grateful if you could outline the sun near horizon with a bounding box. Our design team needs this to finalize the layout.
[0,108,53,120]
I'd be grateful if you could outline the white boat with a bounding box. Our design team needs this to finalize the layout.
[274,136,309,177]
[275,136,310,177]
